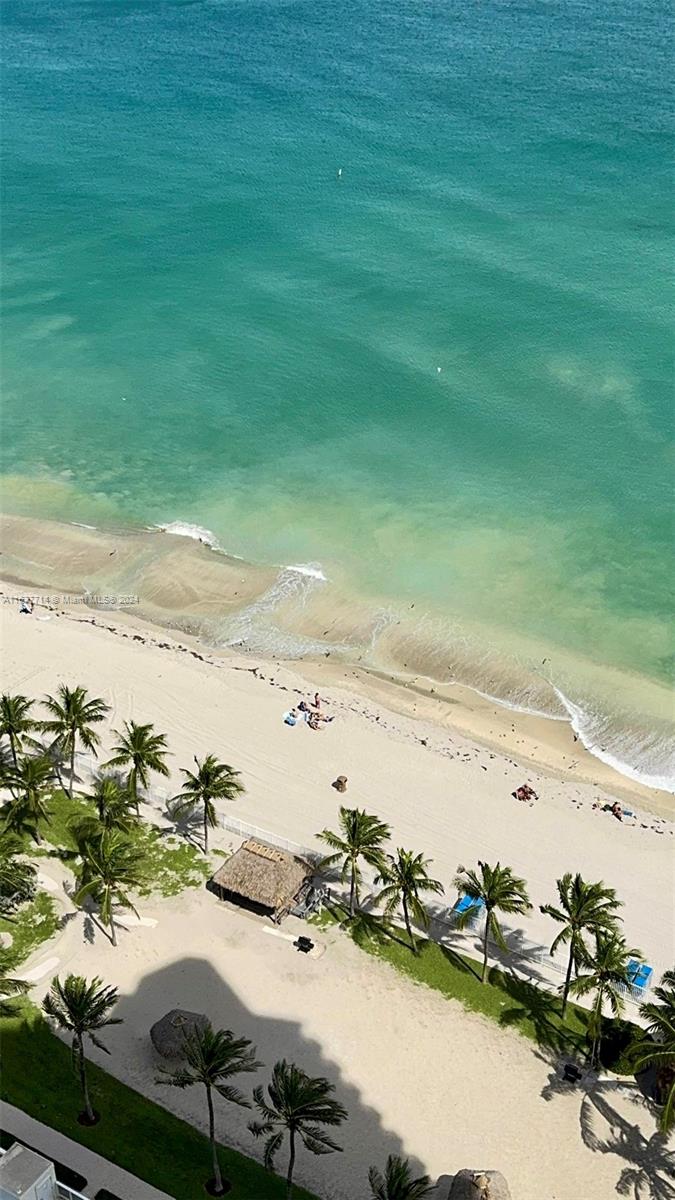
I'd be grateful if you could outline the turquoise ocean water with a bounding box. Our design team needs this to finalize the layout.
[1,0,673,788]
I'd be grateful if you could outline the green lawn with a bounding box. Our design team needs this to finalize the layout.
[313,905,640,1072]
[0,894,60,971]
[4,790,210,900]
[0,791,209,972]
[1,1006,319,1200]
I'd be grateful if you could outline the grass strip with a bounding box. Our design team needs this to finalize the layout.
[1,1006,319,1200]
[313,906,639,1072]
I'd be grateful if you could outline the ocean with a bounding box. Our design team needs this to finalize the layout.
[1,0,673,789]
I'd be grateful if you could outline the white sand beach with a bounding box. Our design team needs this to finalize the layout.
[2,589,674,1199]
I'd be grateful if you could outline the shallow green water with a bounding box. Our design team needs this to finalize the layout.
[1,0,673,785]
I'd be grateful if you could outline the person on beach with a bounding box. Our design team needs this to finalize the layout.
[513,784,537,803]
[19,597,34,615]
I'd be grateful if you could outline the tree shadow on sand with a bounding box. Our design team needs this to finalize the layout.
[578,1084,675,1200]
[536,1052,674,1200]
[498,973,587,1057]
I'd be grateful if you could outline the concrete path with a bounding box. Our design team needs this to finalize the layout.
[1,1102,173,1200]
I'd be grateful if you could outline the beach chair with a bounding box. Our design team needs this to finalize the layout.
[627,959,653,997]
[452,893,486,928]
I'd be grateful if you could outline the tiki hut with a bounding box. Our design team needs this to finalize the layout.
[448,1170,512,1200]
[150,1009,209,1058]
[208,838,312,922]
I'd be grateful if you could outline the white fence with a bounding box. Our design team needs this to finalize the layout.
[218,813,323,866]
[71,756,652,1007]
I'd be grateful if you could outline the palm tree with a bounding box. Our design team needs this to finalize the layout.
[158,1023,260,1195]
[375,848,443,953]
[249,1060,347,1200]
[42,684,109,799]
[318,807,391,919]
[170,755,244,854]
[570,929,641,1068]
[0,947,29,1016]
[87,775,137,832]
[73,829,146,945]
[454,860,531,983]
[631,968,675,1133]
[368,1155,434,1200]
[0,830,37,914]
[42,974,121,1124]
[106,721,169,815]
[541,872,622,1018]
[2,755,55,844]
[0,694,40,768]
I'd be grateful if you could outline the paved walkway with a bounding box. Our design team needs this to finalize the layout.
[1,1102,173,1200]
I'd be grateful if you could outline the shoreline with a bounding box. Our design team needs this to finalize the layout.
[0,509,672,813]
[3,569,674,1200]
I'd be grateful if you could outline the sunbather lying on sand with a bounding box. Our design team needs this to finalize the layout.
[512,783,538,804]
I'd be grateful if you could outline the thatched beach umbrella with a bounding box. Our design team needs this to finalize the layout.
[448,1170,512,1200]
[150,1009,208,1059]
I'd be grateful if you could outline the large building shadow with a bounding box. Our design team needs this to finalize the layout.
[107,952,444,1200]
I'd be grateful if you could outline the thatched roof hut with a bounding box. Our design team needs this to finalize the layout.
[150,1009,209,1058]
[208,838,311,922]
[448,1170,512,1200]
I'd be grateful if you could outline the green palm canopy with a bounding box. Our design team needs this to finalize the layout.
[368,1154,434,1199]
[454,860,531,982]
[158,1022,260,1195]
[249,1059,347,1200]
[42,684,109,798]
[42,973,121,1123]
[106,720,169,813]
[540,872,622,1017]
[631,968,675,1133]
[170,755,244,853]
[318,806,391,918]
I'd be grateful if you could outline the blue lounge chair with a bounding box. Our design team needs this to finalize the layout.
[627,959,653,992]
[453,894,486,922]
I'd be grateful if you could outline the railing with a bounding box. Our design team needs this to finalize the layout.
[0,1146,88,1200]
[71,756,652,1007]
[57,1184,89,1200]
[218,813,323,867]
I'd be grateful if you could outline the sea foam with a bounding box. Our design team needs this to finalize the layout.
[155,521,222,550]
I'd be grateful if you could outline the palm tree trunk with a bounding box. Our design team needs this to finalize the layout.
[286,1127,296,1200]
[109,908,117,947]
[402,896,416,954]
[206,1084,223,1192]
[481,915,490,983]
[69,737,76,800]
[590,988,604,1068]
[76,1033,95,1122]
[204,806,209,855]
[9,733,18,770]
[561,940,575,1019]
[130,768,139,816]
[349,861,356,919]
